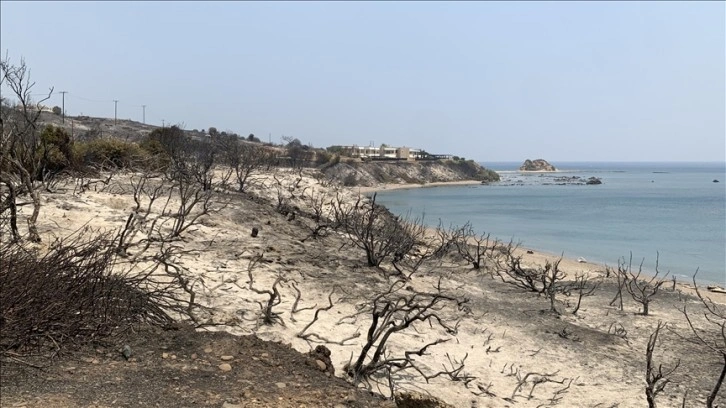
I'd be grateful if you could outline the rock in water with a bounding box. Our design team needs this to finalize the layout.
[520,159,556,172]
[586,177,602,185]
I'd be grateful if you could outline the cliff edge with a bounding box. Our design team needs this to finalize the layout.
[321,160,500,187]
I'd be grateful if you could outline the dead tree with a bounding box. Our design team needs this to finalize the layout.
[151,244,212,325]
[295,288,360,345]
[0,55,54,242]
[167,177,215,238]
[645,321,680,408]
[243,253,285,326]
[495,242,544,293]
[678,271,726,408]
[344,278,469,389]
[568,273,601,315]
[332,193,424,268]
[452,222,499,270]
[503,367,569,403]
[220,138,272,193]
[299,189,338,242]
[541,258,566,314]
[390,221,454,279]
[608,265,626,311]
[621,253,668,316]
[116,173,167,255]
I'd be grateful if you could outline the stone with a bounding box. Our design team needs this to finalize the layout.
[586,177,602,185]
[162,353,169,359]
[307,345,334,375]
[204,347,212,354]
[345,391,357,403]
[220,355,234,361]
[251,227,259,238]
[315,360,327,371]
[121,345,132,360]
[218,363,232,372]
[275,382,286,389]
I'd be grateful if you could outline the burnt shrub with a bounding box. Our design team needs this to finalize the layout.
[0,230,174,360]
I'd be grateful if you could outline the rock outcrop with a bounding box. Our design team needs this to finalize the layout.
[322,160,500,187]
[586,177,602,185]
[520,159,556,172]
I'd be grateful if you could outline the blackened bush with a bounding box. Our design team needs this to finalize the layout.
[0,230,173,359]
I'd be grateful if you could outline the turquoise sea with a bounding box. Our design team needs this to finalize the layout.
[373,162,726,286]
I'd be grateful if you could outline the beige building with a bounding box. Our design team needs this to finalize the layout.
[337,145,425,161]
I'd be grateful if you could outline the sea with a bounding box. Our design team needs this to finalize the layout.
[372,162,726,286]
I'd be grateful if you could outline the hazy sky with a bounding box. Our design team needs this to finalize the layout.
[1,1,724,162]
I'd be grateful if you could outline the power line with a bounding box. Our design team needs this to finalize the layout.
[67,94,112,103]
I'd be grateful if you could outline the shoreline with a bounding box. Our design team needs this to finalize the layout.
[355,179,483,195]
[349,179,726,293]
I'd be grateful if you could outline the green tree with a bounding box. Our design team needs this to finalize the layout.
[39,125,73,175]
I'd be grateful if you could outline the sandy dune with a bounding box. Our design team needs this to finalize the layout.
[13,168,725,408]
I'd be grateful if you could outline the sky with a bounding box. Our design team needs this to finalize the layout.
[1,1,724,162]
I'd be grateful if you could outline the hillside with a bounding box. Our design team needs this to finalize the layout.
[35,112,500,187]
[321,160,500,187]
[2,168,723,408]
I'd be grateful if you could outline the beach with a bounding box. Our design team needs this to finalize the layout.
[356,180,484,195]
[3,169,724,407]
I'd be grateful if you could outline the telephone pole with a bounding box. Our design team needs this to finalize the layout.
[113,100,119,124]
[59,91,67,123]
[142,105,146,124]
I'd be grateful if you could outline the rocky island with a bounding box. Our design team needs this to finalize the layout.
[520,159,556,172]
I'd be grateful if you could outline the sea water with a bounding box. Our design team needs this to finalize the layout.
[373,162,726,286]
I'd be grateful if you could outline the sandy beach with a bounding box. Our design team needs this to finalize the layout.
[356,180,484,195]
[5,169,725,408]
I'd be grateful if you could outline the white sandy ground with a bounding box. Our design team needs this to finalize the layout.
[12,168,726,408]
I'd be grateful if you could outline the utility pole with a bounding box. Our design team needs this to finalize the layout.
[113,100,119,124]
[59,91,67,123]
[162,119,165,129]
[142,105,146,124]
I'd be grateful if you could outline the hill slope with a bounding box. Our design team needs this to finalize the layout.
[322,160,500,187]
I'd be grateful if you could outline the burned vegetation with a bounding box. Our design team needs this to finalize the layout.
[2,55,725,408]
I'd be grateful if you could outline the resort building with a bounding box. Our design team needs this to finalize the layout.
[334,145,430,161]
